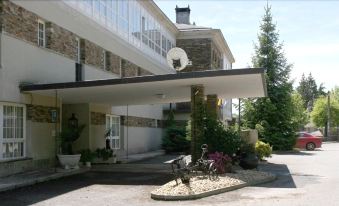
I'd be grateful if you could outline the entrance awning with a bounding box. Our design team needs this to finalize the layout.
[20,68,267,106]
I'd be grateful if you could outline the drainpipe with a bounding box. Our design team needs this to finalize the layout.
[54,90,58,172]
[126,104,129,160]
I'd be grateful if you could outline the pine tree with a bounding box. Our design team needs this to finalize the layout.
[243,6,296,150]
[297,73,320,110]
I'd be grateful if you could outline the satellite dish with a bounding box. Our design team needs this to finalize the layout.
[167,47,190,71]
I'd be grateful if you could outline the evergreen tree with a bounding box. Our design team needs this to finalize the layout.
[297,73,321,110]
[243,6,296,150]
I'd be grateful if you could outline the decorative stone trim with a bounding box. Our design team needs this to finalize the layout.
[91,112,106,125]
[26,104,60,123]
[2,1,38,45]
[0,1,130,77]
[121,59,139,77]
[121,116,159,128]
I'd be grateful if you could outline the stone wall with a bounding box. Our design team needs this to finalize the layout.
[211,41,222,69]
[121,116,157,128]
[1,1,125,76]
[26,104,60,123]
[0,158,54,177]
[176,38,212,72]
[45,22,77,60]
[83,40,103,70]
[2,0,38,45]
[121,59,139,77]
[91,112,106,125]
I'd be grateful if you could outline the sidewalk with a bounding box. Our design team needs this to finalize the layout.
[0,167,89,193]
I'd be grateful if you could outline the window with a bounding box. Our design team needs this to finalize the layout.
[102,50,106,70]
[0,103,26,160]
[75,38,81,63]
[38,20,45,47]
[106,115,120,149]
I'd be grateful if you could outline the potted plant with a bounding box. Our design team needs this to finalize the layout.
[239,143,259,170]
[80,149,94,167]
[58,113,86,169]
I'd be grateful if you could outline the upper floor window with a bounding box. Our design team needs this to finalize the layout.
[38,20,46,47]
[0,103,26,160]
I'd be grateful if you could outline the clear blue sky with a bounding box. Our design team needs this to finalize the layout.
[155,0,339,91]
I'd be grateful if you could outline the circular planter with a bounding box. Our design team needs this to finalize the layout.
[239,153,259,170]
[58,154,81,169]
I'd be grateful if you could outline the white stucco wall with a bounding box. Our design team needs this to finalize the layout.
[122,126,163,155]
[111,104,164,120]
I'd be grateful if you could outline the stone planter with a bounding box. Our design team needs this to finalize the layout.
[57,154,81,169]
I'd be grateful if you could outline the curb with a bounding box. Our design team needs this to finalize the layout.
[0,168,89,193]
[151,175,276,201]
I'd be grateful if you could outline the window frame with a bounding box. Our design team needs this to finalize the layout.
[37,19,46,47]
[105,114,120,150]
[0,103,26,161]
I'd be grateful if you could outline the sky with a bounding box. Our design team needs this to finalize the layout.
[155,0,339,91]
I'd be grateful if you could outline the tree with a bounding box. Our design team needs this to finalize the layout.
[296,73,327,110]
[296,73,321,110]
[243,6,296,150]
[291,92,308,129]
[311,96,339,128]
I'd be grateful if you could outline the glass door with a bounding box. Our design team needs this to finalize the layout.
[106,115,120,149]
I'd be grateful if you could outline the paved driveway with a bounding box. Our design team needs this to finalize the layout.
[1,143,339,206]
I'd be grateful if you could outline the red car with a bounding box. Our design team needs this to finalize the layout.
[296,132,322,151]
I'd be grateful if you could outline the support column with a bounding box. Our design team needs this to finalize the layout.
[191,85,205,163]
[206,94,218,119]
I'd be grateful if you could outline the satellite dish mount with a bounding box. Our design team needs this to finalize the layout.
[167,47,191,71]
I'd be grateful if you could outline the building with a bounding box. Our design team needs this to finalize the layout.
[164,6,234,124]
[0,0,266,177]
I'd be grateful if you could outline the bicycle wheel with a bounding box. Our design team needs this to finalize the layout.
[208,162,218,180]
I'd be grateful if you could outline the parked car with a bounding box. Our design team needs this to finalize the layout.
[296,132,322,151]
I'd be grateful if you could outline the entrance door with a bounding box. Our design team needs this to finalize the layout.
[106,115,120,149]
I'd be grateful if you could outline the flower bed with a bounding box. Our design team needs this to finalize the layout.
[151,170,276,200]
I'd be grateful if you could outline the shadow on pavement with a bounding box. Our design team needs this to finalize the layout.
[0,171,172,206]
[257,163,297,188]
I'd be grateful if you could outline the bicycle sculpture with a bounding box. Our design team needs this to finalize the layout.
[170,144,218,185]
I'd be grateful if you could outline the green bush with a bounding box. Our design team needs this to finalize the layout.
[255,141,272,160]
[79,149,94,163]
[162,125,190,153]
[203,115,242,156]
[95,148,114,161]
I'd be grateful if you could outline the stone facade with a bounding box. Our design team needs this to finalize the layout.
[121,116,158,128]
[45,22,77,60]
[206,94,218,118]
[176,38,212,72]
[211,41,222,69]
[83,40,103,70]
[2,1,38,45]
[190,85,205,162]
[107,52,121,75]
[91,112,106,125]
[121,59,139,77]
[0,158,55,177]
[1,1,123,76]
[26,104,60,123]
[176,38,223,71]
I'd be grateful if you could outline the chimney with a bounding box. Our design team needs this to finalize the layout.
[175,5,190,24]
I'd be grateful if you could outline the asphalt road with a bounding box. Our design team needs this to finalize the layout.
[0,142,339,206]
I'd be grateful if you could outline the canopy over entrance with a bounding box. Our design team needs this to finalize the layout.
[20,68,267,105]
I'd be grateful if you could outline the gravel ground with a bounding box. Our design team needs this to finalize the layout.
[151,170,275,197]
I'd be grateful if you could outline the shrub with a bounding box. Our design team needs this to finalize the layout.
[208,152,232,174]
[255,141,272,160]
[162,125,190,153]
[95,148,114,161]
[203,115,242,157]
[79,149,94,163]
